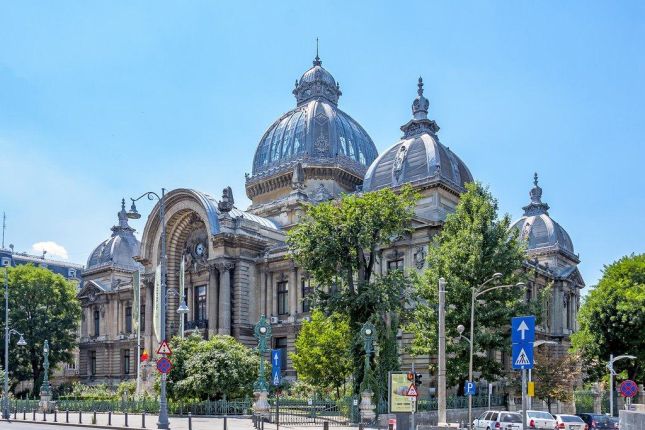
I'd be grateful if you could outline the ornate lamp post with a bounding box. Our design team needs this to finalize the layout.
[38,340,53,412]
[128,188,187,430]
[253,315,272,418]
[359,322,376,422]
[3,266,27,420]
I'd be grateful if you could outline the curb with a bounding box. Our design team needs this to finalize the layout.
[2,419,144,430]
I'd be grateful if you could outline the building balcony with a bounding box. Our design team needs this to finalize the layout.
[185,319,208,330]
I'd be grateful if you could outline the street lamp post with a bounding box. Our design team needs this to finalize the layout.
[128,188,188,430]
[607,354,636,417]
[459,273,526,430]
[359,322,376,423]
[3,266,27,420]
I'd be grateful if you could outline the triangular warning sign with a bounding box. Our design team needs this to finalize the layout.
[407,384,418,397]
[515,348,530,366]
[156,340,172,355]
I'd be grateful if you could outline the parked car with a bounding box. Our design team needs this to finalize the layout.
[526,410,557,429]
[607,416,619,429]
[473,410,524,430]
[554,414,588,430]
[576,414,614,429]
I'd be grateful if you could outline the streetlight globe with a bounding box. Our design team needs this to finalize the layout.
[177,300,189,315]
[17,335,27,346]
[515,282,527,287]
[365,328,373,336]
[493,272,503,279]
[457,324,465,335]
[259,326,267,335]
[127,201,141,220]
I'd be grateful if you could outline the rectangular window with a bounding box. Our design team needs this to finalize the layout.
[90,351,97,376]
[125,306,132,334]
[274,337,288,370]
[123,349,130,375]
[277,281,288,315]
[2,257,11,267]
[301,278,311,313]
[387,259,404,273]
[195,285,207,321]
[94,309,100,336]
[140,305,146,332]
[68,268,77,278]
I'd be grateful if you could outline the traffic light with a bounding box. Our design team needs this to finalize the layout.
[414,373,423,386]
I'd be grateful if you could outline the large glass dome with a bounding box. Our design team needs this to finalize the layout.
[250,56,378,179]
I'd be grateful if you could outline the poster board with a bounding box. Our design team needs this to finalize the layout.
[389,372,416,413]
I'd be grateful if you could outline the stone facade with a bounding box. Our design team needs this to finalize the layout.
[76,55,584,394]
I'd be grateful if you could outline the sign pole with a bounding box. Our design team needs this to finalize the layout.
[410,362,415,430]
[609,353,614,417]
[521,369,527,429]
[276,391,279,430]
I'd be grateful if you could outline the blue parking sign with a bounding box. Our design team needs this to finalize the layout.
[464,381,476,396]
[271,349,282,386]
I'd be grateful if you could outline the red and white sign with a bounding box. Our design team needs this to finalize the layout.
[156,340,172,355]
[407,384,418,397]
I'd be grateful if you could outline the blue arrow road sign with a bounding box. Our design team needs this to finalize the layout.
[271,349,282,386]
[511,316,536,344]
[512,342,534,370]
[464,381,476,396]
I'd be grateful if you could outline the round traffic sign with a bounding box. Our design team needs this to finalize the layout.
[619,380,638,398]
[156,357,172,374]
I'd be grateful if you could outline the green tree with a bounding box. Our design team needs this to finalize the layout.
[290,310,353,398]
[287,186,417,398]
[0,265,81,394]
[408,182,531,388]
[167,334,259,400]
[572,253,644,382]
[532,349,580,413]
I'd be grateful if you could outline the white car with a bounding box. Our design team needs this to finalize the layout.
[473,410,524,430]
[526,410,557,429]
[554,414,587,430]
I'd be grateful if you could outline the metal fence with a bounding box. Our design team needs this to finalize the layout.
[574,390,643,414]
[11,398,252,416]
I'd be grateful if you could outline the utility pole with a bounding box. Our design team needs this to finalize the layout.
[437,278,446,426]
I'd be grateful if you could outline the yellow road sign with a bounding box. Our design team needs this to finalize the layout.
[527,381,535,397]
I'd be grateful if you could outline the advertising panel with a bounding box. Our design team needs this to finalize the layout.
[389,372,415,413]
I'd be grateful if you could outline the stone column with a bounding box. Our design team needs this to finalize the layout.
[208,265,218,337]
[217,261,234,335]
[259,265,266,316]
[295,269,302,315]
[270,272,277,317]
[289,265,297,318]
[144,281,153,354]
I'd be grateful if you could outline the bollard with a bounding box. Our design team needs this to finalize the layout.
[261,419,264,430]
[33,409,36,421]
[43,410,46,421]
[323,422,329,430]
[108,410,112,426]
[79,410,82,424]
[54,410,57,422]
[223,416,228,430]
[66,410,69,423]
[125,411,129,427]
[359,424,364,430]
[14,407,17,420]
[142,412,146,428]
[188,412,192,430]
[93,411,97,425]
[23,408,26,421]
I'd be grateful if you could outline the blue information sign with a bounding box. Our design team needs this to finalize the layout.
[511,316,536,344]
[512,341,534,369]
[464,381,476,396]
[271,349,282,386]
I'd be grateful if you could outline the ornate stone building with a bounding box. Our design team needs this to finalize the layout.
[76,55,584,388]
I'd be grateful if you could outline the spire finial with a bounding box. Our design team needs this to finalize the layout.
[418,77,424,96]
[533,172,539,187]
[121,198,126,211]
[313,37,321,66]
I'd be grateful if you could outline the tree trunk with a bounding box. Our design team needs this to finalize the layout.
[547,398,552,413]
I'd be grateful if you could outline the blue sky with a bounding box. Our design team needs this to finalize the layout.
[1,1,643,290]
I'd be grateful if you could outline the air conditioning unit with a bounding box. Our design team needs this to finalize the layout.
[270,316,279,324]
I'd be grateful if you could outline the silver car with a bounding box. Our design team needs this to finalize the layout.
[473,410,524,430]
[526,410,557,429]
[554,414,587,430]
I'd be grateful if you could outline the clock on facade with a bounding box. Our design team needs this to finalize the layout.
[195,242,206,257]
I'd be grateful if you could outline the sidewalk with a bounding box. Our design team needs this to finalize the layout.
[3,412,364,430]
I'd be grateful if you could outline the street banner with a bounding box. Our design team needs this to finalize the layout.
[389,372,415,413]
[153,264,161,343]
[132,270,140,332]
[179,257,185,334]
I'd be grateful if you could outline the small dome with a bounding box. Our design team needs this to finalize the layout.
[87,199,141,270]
[363,78,472,192]
[250,55,377,179]
[511,174,575,254]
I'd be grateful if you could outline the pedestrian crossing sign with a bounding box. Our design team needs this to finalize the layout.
[512,343,534,369]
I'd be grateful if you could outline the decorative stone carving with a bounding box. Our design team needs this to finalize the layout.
[314,132,329,154]
[291,162,305,191]
[414,246,426,269]
[218,186,234,213]
[309,184,333,202]
[392,144,408,182]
